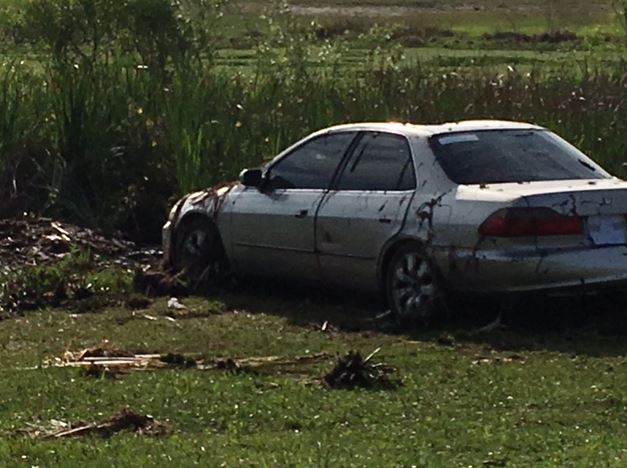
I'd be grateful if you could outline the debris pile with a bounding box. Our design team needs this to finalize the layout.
[74,346,135,359]
[0,218,142,270]
[323,349,400,390]
[20,407,168,439]
[54,345,330,378]
[59,346,198,375]
[224,352,330,374]
[133,267,188,297]
[215,357,242,373]
[0,217,181,314]
[159,352,197,369]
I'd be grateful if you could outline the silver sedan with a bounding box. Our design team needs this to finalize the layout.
[163,120,627,322]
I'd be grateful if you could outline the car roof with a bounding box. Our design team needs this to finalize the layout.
[323,120,544,137]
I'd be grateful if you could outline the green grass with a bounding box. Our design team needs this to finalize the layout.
[0,289,626,466]
[236,0,622,42]
[0,1,625,464]
[214,46,627,70]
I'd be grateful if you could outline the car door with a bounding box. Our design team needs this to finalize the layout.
[316,131,417,290]
[229,131,357,281]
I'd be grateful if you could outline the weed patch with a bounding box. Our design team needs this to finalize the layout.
[484,30,579,44]
[323,349,401,389]
[0,248,133,314]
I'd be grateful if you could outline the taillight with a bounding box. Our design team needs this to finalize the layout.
[479,207,583,237]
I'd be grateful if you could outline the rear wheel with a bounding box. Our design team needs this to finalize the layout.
[173,217,227,291]
[386,244,444,327]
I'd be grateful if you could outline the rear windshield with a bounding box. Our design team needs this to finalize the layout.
[430,129,610,184]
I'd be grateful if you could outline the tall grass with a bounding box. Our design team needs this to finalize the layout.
[0,1,625,241]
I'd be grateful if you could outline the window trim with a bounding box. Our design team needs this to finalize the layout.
[331,131,418,192]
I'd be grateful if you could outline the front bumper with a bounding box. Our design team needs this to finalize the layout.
[434,245,627,295]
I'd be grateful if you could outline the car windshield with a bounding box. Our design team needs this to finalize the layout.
[430,129,610,184]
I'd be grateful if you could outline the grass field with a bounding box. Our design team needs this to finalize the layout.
[1,286,627,466]
[236,0,623,46]
[0,3,626,463]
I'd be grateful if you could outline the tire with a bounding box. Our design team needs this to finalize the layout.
[173,217,227,291]
[385,243,445,327]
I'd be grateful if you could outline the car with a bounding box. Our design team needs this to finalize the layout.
[162,120,627,323]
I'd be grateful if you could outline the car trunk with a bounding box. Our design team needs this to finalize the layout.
[480,179,627,246]
[489,179,627,216]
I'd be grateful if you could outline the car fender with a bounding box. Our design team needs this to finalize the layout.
[163,183,240,266]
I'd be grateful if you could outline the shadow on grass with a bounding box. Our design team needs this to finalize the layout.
[216,278,383,330]
[212,278,627,358]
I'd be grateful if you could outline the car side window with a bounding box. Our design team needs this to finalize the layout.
[266,132,356,190]
[337,132,416,191]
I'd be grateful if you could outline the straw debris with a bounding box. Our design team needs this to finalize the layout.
[20,407,169,439]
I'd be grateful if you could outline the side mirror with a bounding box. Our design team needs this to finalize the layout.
[239,168,263,187]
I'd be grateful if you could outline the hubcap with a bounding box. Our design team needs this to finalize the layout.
[175,223,226,290]
[183,229,209,259]
[179,228,215,280]
[391,252,435,319]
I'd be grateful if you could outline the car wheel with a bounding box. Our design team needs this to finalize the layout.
[173,217,226,291]
[386,244,444,327]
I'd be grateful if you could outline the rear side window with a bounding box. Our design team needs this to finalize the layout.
[431,129,610,184]
[337,132,416,191]
[267,132,356,190]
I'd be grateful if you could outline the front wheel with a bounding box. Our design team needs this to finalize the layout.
[173,217,227,291]
[386,244,445,327]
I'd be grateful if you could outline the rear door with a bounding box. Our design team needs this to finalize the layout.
[316,131,417,290]
[229,132,357,280]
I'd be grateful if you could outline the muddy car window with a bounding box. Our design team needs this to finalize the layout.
[337,132,416,191]
[431,129,609,184]
[266,133,356,190]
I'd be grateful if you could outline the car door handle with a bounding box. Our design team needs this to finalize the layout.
[294,209,308,219]
[378,217,392,224]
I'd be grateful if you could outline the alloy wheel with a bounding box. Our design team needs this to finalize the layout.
[389,250,436,322]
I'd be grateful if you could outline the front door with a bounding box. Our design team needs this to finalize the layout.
[316,131,417,290]
[230,132,357,281]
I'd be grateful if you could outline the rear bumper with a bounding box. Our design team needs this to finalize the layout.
[434,245,627,295]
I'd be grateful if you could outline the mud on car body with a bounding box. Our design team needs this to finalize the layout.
[163,120,627,323]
